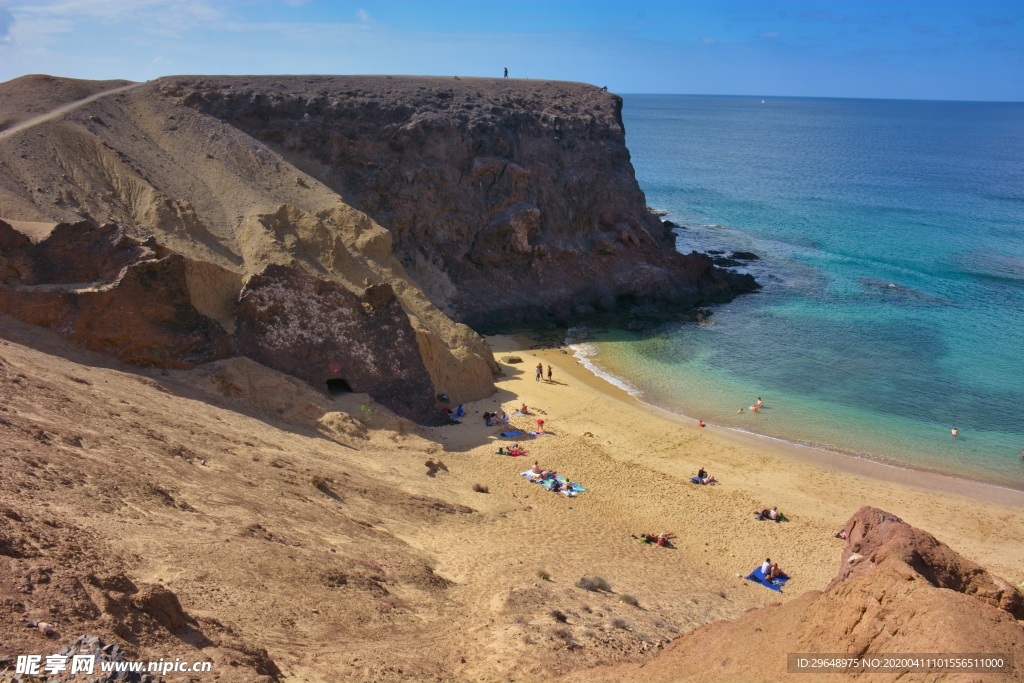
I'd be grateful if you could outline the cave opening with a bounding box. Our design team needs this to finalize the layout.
[326,378,353,396]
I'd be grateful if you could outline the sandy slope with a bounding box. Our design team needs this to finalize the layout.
[2,317,1021,682]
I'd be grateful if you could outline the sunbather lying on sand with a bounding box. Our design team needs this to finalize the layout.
[755,506,782,520]
[635,532,675,547]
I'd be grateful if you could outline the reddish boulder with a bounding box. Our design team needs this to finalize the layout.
[830,506,1024,618]
[574,507,1024,683]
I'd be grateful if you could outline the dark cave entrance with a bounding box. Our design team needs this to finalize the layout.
[326,378,354,396]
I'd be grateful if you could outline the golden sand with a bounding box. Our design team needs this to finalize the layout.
[437,335,1024,595]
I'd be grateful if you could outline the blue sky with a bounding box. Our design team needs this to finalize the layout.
[0,1,1021,101]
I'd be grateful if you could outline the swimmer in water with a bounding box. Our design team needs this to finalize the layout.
[951,427,958,439]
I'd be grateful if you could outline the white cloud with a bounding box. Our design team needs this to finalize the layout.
[701,35,716,45]
[355,8,373,23]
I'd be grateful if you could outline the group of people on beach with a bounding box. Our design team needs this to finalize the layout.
[761,558,786,581]
[535,363,554,383]
[499,443,528,457]
[694,466,717,485]
[527,461,575,492]
[483,411,511,428]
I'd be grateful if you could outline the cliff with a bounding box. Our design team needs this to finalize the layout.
[0,73,755,421]
[164,75,757,330]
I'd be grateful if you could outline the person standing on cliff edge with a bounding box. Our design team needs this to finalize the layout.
[504,67,508,78]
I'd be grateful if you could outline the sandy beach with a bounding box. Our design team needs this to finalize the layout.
[3,318,1022,681]
[445,334,1024,596]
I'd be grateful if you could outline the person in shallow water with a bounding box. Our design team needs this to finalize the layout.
[951,427,958,439]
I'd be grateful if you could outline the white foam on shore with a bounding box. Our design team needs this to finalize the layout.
[566,329,641,398]
[563,329,1024,496]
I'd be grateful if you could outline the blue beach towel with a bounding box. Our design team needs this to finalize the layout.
[745,566,789,592]
[499,430,524,438]
[519,471,586,496]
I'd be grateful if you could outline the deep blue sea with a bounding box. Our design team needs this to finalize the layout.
[571,94,1024,489]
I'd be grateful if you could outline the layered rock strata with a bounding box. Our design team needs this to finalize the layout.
[0,219,446,423]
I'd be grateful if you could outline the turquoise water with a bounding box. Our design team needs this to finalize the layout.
[575,95,1024,489]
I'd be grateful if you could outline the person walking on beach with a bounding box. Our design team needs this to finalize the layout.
[535,363,542,382]
[504,67,508,78]
[547,364,553,382]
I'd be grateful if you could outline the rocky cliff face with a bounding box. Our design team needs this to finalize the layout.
[0,220,232,368]
[573,506,1024,683]
[165,75,756,330]
[0,73,756,422]
[0,219,448,423]
[235,265,441,424]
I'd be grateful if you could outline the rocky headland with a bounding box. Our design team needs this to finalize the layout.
[0,74,755,423]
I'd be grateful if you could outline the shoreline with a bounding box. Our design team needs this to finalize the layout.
[565,327,1024,498]
[480,333,1024,587]
[512,331,1024,505]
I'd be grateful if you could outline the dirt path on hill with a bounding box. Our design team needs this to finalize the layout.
[0,81,142,141]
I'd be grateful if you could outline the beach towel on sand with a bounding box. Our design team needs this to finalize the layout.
[745,566,789,592]
[499,430,524,438]
[519,471,586,496]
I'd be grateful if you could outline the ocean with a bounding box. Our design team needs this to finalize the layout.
[571,94,1024,489]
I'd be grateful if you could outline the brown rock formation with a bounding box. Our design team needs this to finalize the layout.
[574,506,1024,682]
[0,219,232,368]
[0,219,457,423]
[830,506,1024,618]
[235,265,444,425]
[0,72,758,419]
[164,75,757,330]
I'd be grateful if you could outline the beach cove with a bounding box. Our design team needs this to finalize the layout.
[441,334,1024,599]
[619,94,1024,490]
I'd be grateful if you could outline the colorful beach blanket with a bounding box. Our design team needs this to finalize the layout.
[745,566,789,592]
[520,471,587,497]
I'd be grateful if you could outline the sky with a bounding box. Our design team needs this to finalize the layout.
[0,0,1021,101]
